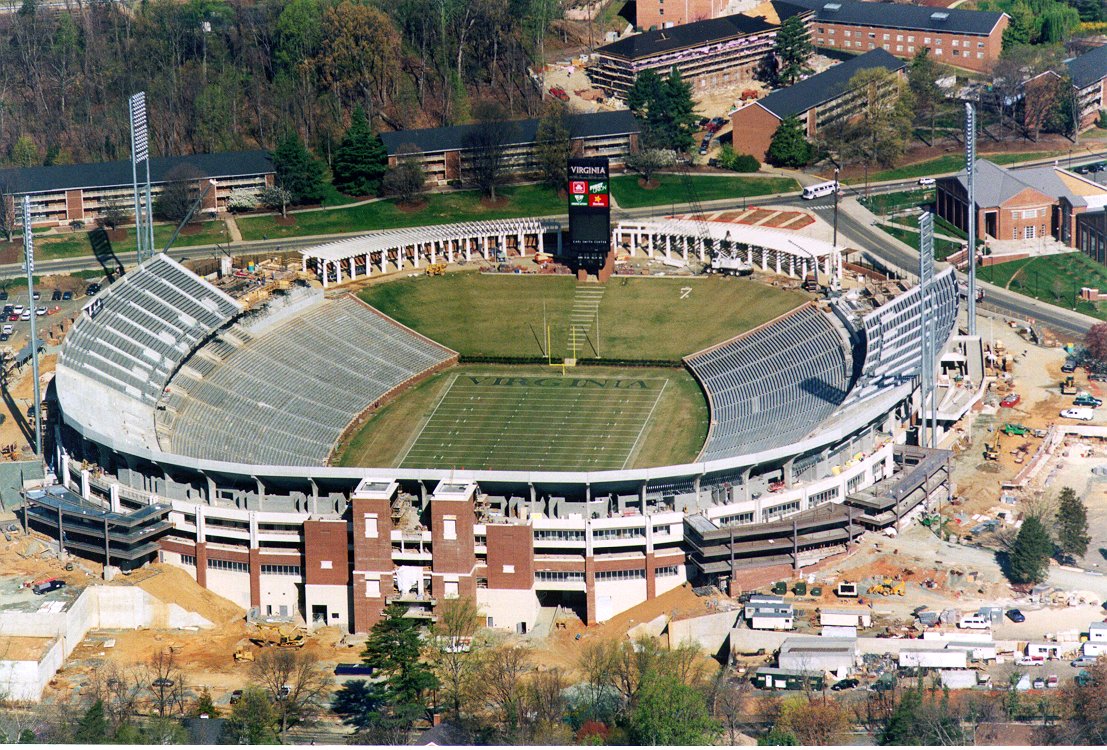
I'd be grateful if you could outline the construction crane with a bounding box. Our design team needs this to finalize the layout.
[677,155,714,260]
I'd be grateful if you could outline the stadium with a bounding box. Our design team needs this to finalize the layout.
[41,215,973,633]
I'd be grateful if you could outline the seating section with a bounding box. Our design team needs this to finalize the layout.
[163,298,455,466]
[59,255,241,404]
[686,305,850,461]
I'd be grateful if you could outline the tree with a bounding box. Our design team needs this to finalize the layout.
[1043,656,1107,743]
[766,116,813,168]
[154,167,203,224]
[774,14,813,86]
[1087,322,1107,364]
[464,102,519,201]
[381,145,426,204]
[432,596,483,720]
[191,687,219,718]
[533,103,574,190]
[361,604,439,725]
[1003,3,1035,49]
[331,679,390,732]
[332,106,389,196]
[251,648,331,734]
[1056,486,1090,558]
[879,684,966,745]
[908,48,943,144]
[0,183,15,243]
[272,131,326,205]
[626,69,697,152]
[316,1,402,125]
[835,68,913,170]
[259,186,294,218]
[10,135,39,168]
[773,695,852,745]
[148,651,187,718]
[1008,515,1055,584]
[625,148,675,184]
[220,687,279,744]
[716,146,760,173]
[629,670,718,745]
[226,189,259,212]
[98,195,130,230]
[73,700,109,744]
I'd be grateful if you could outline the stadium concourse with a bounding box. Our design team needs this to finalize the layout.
[45,213,975,632]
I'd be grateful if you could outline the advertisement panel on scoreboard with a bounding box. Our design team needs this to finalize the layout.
[567,157,611,268]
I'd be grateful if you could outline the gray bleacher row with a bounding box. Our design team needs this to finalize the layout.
[58,255,240,404]
[687,306,850,462]
[164,298,454,466]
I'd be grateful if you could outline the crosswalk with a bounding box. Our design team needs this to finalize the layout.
[568,285,604,358]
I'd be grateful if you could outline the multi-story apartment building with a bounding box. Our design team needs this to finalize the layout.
[1025,44,1107,133]
[379,110,640,188]
[730,48,906,161]
[792,0,1007,73]
[0,151,275,228]
[588,1,813,97]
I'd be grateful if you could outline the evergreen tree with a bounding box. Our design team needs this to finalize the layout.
[1003,3,1036,48]
[332,106,388,196]
[534,103,573,189]
[361,604,439,722]
[73,700,109,745]
[774,15,813,86]
[908,47,943,141]
[629,670,718,745]
[1009,515,1055,584]
[1056,486,1091,558]
[220,687,279,744]
[660,68,698,153]
[766,116,812,167]
[626,68,697,152]
[272,131,325,205]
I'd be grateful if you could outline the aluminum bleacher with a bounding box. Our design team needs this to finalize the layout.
[162,298,456,466]
[685,304,851,462]
[58,254,241,405]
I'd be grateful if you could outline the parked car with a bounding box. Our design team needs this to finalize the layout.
[35,307,45,317]
[548,86,569,102]
[229,689,243,704]
[1075,394,1103,407]
[1006,609,1026,623]
[0,291,9,301]
[1032,677,1046,689]
[31,291,39,300]
[50,290,61,301]
[1091,372,1107,382]
[31,579,64,595]
[698,117,710,127]
[3,325,13,336]
[151,678,175,688]
[1016,654,1046,666]
[3,306,12,316]
[918,177,936,186]
[12,305,24,315]
[1000,393,1021,408]
[1061,408,1096,421]
[0,334,11,342]
[7,314,17,322]
[1047,675,1059,688]
[85,283,101,296]
[62,291,73,301]
[1072,656,1099,667]
[1062,359,1078,373]
[19,311,31,321]
[710,116,726,128]
[831,678,860,691]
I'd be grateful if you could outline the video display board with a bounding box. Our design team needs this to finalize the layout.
[567,157,611,269]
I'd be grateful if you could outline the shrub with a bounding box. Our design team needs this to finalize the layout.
[227,189,259,212]
[716,145,760,173]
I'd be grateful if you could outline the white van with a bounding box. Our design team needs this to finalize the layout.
[1061,408,1095,421]
[958,614,991,630]
[801,181,839,200]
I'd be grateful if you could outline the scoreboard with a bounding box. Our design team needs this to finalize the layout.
[567,157,611,270]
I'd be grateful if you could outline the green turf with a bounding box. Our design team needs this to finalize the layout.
[860,189,934,216]
[609,174,798,209]
[236,184,561,241]
[333,364,709,470]
[854,151,1059,184]
[31,221,229,261]
[876,223,963,261]
[401,371,667,470]
[357,272,808,360]
[980,252,1107,320]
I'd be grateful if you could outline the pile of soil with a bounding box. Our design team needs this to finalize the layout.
[136,563,244,626]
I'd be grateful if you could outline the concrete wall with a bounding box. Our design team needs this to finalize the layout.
[206,569,252,610]
[477,588,540,632]
[669,611,742,654]
[0,638,63,702]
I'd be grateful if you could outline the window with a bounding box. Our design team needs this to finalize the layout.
[443,517,457,541]
[868,43,875,48]
[829,28,835,34]
[935,48,942,55]
[593,528,643,541]
[868,32,875,37]
[534,530,585,542]
[718,512,755,527]
[896,44,903,51]
[809,488,838,506]
[596,569,645,581]
[261,564,300,576]
[180,555,196,566]
[977,41,985,48]
[209,558,248,573]
[828,39,836,46]
[952,39,959,46]
[444,580,459,599]
[765,500,801,519]
[953,49,959,56]
[883,33,889,40]
[935,37,942,44]
[896,34,903,41]
[503,564,515,574]
[907,35,914,42]
[535,571,585,582]
[656,565,680,577]
[847,474,865,493]
[844,29,851,36]
[363,513,378,539]
[883,44,889,50]
[366,579,381,598]
[908,46,914,53]
[1025,225,1035,239]
[817,26,825,32]
[320,560,332,570]
[978,52,984,59]
[924,36,930,43]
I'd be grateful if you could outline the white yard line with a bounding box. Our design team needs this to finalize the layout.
[623,379,668,470]
[397,371,459,466]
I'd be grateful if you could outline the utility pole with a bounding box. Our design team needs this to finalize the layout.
[21,198,41,458]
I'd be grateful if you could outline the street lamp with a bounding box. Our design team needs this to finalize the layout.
[833,166,840,248]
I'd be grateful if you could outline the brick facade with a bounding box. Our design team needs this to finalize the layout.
[636,0,729,30]
[810,17,1006,73]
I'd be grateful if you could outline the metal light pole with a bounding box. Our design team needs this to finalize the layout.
[833,166,840,248]
[965,103,978,336]
[21,198,41,458]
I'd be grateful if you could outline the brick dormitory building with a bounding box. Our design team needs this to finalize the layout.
[730,48,906,161]
[0,151,275,229]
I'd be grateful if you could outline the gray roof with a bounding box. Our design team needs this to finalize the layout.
[755,49,906,119]
[598,1,809,59]
[791,0,1006,35]
[1067,44,1107,90]
[943,159,1091,208]
[379,110,640,156]
[0,150,274,195]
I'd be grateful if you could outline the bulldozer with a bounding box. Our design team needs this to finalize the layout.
[249,624,307,649]
[424,262,447,276]
[1062,376,1078,395]
[233,648,255,662]
[867,578,906,596]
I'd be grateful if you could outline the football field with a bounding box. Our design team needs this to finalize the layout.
[398,372,669,471]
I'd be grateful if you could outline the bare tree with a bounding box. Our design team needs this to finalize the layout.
[576,639,620,713]
[709,667,753,744]
[625,149,675,185]
[464,102,519,202]
[381,144,427,205]
[431,596,483,720]
[0,183,14,243]
[85,662,148,733]
[250,648,331,734]
[479,641,532,740]
[148,651,187,718]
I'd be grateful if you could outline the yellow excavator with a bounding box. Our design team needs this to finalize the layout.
[249,624,306,648]
[867,578,906,596]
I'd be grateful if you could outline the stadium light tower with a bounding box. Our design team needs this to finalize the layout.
[22,197,42,458]
[129,92,154,265]
[919,211,936,449]
[965,102,977,336]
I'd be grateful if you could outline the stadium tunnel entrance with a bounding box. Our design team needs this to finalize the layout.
[537,590,588,624]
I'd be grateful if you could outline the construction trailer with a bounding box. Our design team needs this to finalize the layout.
[898,649,968,669]
[819,609,872,628]
[752,667,824,691]
[777,637,859,679]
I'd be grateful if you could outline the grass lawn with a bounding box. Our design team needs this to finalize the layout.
[332,364,708,470]
[980,252,1107,320]
[877,223,963,261]
[860,189,934,216]
[31,221,229,261]
[358,272,807,360]
[237,184,561,241]
[857,151,1059,184]
[610,174,798,209]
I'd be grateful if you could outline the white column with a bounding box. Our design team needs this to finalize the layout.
[517,231,525,256]
[775,252,781,274]
[666,235,672,259]
[365,253,371,276]
[788,255,795,277]
[538,230,545,255]
[681,235,688,262]
[482,236,490,259]
[698,237,705,262]
[431,242,438,264]
[80,469,90,500]
[348,257,356,281]
[301,255,308,273]
[336,259,343,284]
[322,260,329,289]
[447,240,455,264]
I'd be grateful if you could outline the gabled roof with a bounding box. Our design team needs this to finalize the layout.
[597,0,810,60]
[1066,43,1107,90]
[378,110,640,156]
[754,49,906,120]
[790,0,1006,35]
[944,159,1107,209]
[0,150,274,196]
